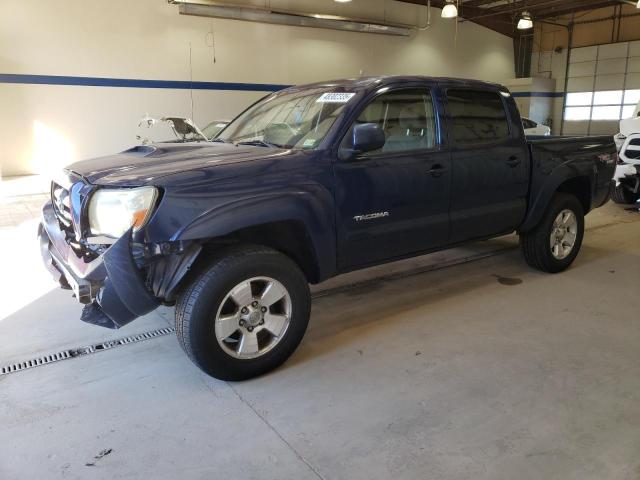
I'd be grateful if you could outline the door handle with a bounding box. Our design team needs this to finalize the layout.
[506,155,521,167]
[427,164,447,177]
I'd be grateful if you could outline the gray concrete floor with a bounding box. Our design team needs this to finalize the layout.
[1,192,639,480]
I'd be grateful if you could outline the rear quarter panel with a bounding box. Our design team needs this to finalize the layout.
[520,135,617,231]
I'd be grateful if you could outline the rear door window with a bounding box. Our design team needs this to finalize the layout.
[446,89,510,146]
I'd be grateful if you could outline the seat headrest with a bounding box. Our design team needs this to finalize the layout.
[398,103,425,130]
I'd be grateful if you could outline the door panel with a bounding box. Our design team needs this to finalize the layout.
[445,88,529,242]
[333,87,451,269]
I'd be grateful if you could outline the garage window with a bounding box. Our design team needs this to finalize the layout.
[564,89,640,121]
[446,89,510,146]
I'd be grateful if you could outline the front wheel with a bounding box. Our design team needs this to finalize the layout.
[175,245,311,381]
[520,193,585,273]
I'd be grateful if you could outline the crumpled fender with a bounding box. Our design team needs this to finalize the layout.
[82,229,159,329]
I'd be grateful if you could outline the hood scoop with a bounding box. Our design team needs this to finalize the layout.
[121,145,157,157]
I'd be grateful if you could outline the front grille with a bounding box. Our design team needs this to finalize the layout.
[51,182,72,228]
[624,149,640,159]
[623,137,640,160]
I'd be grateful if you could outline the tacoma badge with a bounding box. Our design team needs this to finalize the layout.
[353,212,390,222]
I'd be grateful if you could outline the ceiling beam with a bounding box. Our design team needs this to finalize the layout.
[460,0,622,21]
[531,0,622,19]
[462,0,581,20]
[398,0,517,37]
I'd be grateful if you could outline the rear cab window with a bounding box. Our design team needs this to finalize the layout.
[445,89,511,147]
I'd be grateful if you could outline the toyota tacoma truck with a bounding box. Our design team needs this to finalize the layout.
[39,76,617,380]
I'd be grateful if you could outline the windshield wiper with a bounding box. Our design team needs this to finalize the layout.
[236,140,281,148]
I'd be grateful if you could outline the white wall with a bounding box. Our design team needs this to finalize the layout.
[0,0,515,177]
[503,76,557,127]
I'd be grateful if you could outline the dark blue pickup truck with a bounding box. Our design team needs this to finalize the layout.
[39,76,617,380]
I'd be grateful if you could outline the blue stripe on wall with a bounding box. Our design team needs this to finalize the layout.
[0,74,566,98]
[0,73,290,92]
[511,91,564,98]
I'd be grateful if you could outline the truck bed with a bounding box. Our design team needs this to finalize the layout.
[520,135,617,231]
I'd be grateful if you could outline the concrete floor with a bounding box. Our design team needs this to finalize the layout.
[1,195,639,480]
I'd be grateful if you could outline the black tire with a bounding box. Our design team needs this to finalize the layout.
[611,184,639,205]
[175,245,311,381]
[520,193,585,273]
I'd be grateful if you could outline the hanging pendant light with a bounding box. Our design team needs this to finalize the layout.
[441,0,458,19]
[517,11,533,29]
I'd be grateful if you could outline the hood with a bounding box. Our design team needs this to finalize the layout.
[620,115,640,137]
[136,115,208,144]
[67,143,296,186]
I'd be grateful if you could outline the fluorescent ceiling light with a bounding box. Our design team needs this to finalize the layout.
[517,11,533,29]
[334,0,352,3]
[441,1,458,18]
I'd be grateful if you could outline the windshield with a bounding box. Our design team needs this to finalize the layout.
[218,89,356,149]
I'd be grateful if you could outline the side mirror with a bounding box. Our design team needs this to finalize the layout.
[341,123,386,160]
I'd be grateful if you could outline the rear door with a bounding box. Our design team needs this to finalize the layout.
[444,87,529,242]
[333,85,451,269]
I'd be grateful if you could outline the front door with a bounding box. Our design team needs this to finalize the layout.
[333,87,451,269]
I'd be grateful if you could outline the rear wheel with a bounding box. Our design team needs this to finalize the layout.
[175,245,311,380]
[520,193,585,273]
[611,184,639,204]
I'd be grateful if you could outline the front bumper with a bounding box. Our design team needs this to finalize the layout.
[614,163,640,194]
[39,201,159,329]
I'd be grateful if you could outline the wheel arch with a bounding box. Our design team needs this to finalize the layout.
[198,220,323,284]
[171,190,336,284]
[520,174,592,232]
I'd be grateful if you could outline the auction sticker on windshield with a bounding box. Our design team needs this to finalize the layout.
[317,92,356,103]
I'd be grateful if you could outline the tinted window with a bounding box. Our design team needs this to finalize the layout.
[343,89,436,154]
[446,89,510,146]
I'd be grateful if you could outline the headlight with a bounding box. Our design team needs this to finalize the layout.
[88,187,158,238]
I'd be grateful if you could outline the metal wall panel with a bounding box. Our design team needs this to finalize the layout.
[568,61,596,77]
[627,57,640,73]
[570,46,598,62]
[628,40,640,57]
[597,42,629,60]
[596,58,627,75]
[595,74,625,90]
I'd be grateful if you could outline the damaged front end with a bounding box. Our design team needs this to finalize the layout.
[38,174,201,329]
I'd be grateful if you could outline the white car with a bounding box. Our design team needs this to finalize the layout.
[612,101,640,205]
[522,117,551,136]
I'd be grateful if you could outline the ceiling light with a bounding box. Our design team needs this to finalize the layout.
[517,11,533,29]
[334,0,352,3]
[441,0,458,18]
